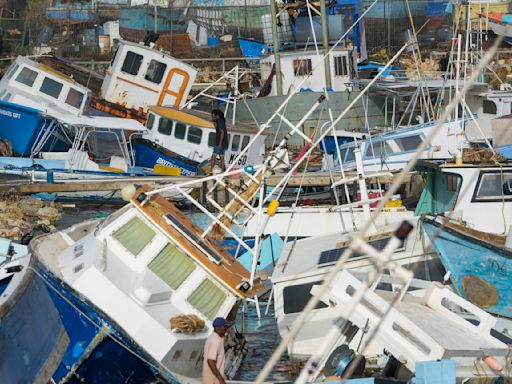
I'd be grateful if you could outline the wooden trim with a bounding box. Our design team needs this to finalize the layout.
[132,187,264,298]
[116,76,159,93]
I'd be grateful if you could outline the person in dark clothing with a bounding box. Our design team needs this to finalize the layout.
[210,109,227,173]
[439,54,450,78]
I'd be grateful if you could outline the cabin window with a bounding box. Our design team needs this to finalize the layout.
[4,63,19,80]
[15,67,38,87]
[367,141,393,158]
[121,51,143,76]
[231,134,240,151]
[40,77,63,99]
[283,281,328,314]
[112,217,156,257]
[241,136,250,150]
[187,279,226,320]
[174,123,186,140]
[396,135,422,151]
[65,88,85,109]
[187,126,202,144]
[146,113,155,131]
[145,60,167,84]
[334,56,349,76]
[158,117,173,136]
[474,172,512,201]
[483,100,497,115]
[293,59,312,77]
[208,132,216,147]
[343,147,355,163]
[149,243,196,290]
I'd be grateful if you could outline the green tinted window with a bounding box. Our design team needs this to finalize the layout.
[187,279,226,319]
[149,243,196,290]
[112,217,155,256]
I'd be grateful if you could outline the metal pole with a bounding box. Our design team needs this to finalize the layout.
[270,0,283,95]
[320,0,332,88]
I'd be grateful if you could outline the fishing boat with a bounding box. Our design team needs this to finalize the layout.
[231,47,385,149]
[423,216,512,319]
[0,238,69,383]
[134,106,267,175]
[323,119,464,172]
[307,269,511,380]
[28,186,265,382]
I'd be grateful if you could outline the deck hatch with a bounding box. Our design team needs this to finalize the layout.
[149,243,196,290]
[163,213,222,264]
[112,217,156,257]
[187,279,226,320]
[318,237,404,266]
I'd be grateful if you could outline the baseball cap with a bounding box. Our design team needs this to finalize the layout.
[212,317,233,328]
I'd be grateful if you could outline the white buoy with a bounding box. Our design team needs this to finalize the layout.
[121,184,136,202]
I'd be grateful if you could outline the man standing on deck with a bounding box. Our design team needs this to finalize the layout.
[203,317,231,384]
[210,109,227,174]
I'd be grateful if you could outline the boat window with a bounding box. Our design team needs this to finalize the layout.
[343,147,355,163]
[174,122,186,140]
[396,135,422,151]
[231,134,240,151]
[146,113,155,130]
[121,51,143,76]
[187,126,202,144]
[112,217,156,257]
[334,56,349,77]
[241,136,250,150]
[474,172,512,201]
[208,132,216,147]
[15,67,38,87]
[145,60,167,84]
[65,88,85,109]
[4,63,19,81]
[158,117,173,136]
[283,281,328,314]
[149,243,196,290]
[187,279,226,319]
[293,59,312,77]
[40,77,63,99]
[367,141,391,158]
[483,100,497,115]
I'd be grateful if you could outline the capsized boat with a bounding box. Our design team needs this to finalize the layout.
[30,186,265,382]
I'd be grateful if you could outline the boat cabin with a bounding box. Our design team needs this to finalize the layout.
[260,47,354,96]
[99,40,197,113]
[144,106,266,168]
[327,119,463,172]
[415,162,512,234]
[0,56,90,116]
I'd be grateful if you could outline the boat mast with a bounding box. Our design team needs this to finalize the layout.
[270,0,283,95]
[320,0,332,89]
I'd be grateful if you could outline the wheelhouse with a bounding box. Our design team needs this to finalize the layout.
[0,56,90,116]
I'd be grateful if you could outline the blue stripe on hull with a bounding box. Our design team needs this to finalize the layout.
[134,140,198,176]
[423,220,512,318]
[34,260,179,383]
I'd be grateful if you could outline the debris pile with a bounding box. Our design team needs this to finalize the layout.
[0,192,61,241]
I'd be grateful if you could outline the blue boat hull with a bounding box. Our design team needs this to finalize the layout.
[33,258,179,383]
[0,100,71,156]
[0,256,68,383]
[423,219,512,318]
[134,138,199,176]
